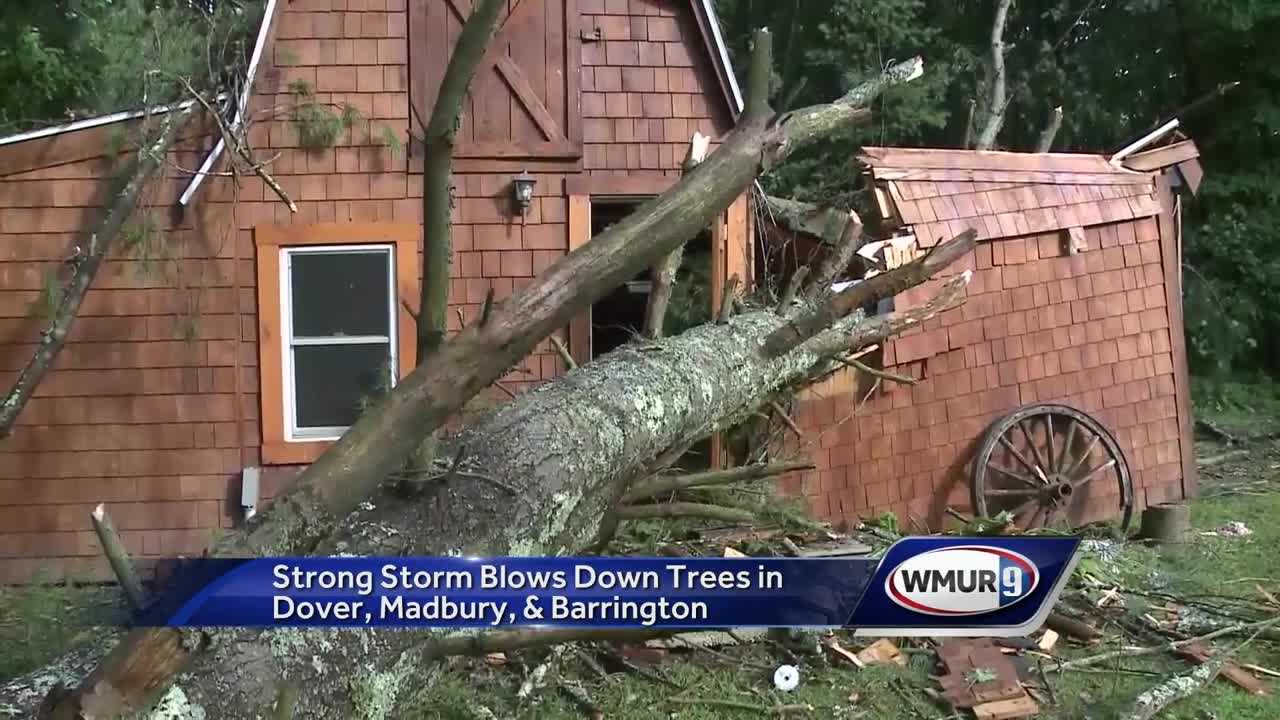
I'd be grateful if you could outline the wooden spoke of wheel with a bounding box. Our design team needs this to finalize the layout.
[1044,414,1055,477]
[997,434,1041,477]
[1062,434,1101,479]
[984,487,1039,497]
[1072,458,1118,488]
[1054,418,1078,474]
[1020,419,1050,475]
[987,462,1039,488]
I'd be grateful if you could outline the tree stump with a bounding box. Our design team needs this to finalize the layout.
[1139,502,1191,543]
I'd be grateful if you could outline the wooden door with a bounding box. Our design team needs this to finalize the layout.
[409,0,582,167]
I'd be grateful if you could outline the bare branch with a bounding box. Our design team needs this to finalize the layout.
[616,502,756,524]
[549,335,576,371]
[763,229,977,357]
[620,461,814,504]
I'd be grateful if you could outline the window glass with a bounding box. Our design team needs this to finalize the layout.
[283,245,396,439]
[289,250,391,337]
[293,344,392,429]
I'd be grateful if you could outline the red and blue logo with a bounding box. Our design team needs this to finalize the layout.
[884,545,1040,616]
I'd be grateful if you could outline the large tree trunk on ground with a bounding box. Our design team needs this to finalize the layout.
[5,234,975,719]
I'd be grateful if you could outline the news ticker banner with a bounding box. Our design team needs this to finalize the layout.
[135,536,1080,636]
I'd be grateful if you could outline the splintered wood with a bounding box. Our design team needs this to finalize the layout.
[1176,641,1272,696]
[856,638,907,666]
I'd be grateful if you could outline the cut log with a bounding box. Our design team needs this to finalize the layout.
[1045,612,1102,642]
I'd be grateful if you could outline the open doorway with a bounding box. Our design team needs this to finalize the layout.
[589,199,714,470]
[589,201,713,358]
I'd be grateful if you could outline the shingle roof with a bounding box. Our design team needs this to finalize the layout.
[858,147,1161,246]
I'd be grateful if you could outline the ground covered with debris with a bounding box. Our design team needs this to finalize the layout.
[4,394,1280,719]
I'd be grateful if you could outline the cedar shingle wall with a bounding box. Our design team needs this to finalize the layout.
[778,217,1188,529]
[0,0,735,582]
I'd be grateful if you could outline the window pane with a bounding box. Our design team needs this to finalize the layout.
[290,250,390,337]
[293,344,392,430]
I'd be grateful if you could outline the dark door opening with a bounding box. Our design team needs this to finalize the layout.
[589,200,715,471]
[589,202,714,358]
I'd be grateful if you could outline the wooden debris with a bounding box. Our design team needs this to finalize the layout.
[484,652,508,666]
[972,694,1039,720]
[1176,641,1271,696]
[722,546,747,558]
[856,638,906,666]
[936,639,1025,709]
[1037,629,1060,652]
[1046,611,1102,643]
[1242,663,1280,679]
[823,637,865,668]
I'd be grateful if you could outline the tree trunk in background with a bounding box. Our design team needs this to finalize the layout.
[974,0,1012,151]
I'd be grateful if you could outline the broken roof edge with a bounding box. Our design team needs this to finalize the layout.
[858,146,1151,178]
[691,0,745,117]
[179,0,280,206]
[0,98,205,148]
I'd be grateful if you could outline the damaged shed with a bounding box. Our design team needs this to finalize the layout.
[774,140,1201,531]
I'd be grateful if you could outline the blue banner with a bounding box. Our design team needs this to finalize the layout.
[135,536,1079,636]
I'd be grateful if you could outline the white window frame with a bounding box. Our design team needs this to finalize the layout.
[279,243,398,442]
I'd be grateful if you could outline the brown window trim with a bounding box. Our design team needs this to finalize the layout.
[255,222,420,465]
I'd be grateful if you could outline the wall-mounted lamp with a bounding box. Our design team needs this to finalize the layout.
[512,170,536,215]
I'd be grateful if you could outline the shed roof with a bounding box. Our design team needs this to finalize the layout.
[859,146,1161,247]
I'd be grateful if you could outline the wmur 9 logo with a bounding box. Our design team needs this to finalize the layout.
[884,546,1040,616]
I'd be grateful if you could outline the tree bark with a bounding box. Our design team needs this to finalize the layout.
[0,104,195,439]
[974,0,1013,151]
[418,0,506,358]
[30,32,928,718]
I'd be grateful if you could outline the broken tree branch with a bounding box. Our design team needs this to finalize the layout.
[1036,106,1064,152]
[90,505,147,612]
[615,502,756,524]
[621,461,813,504]
[962,98,977,149]
[644,132,710,339]
[549,335,576,371]
[974,0,1013,151]
[777,266,809,313]
[0,104,195,440]
[832,356,917,385]
[764,229,976,357]
[1052,616,1280,672]
[806,211,864,297]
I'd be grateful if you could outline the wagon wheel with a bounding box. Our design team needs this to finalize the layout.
[971,404,1133,530]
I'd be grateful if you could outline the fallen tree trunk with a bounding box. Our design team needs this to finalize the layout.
[6,233,975,719]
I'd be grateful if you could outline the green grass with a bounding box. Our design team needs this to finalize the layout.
[0,578,116,681]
